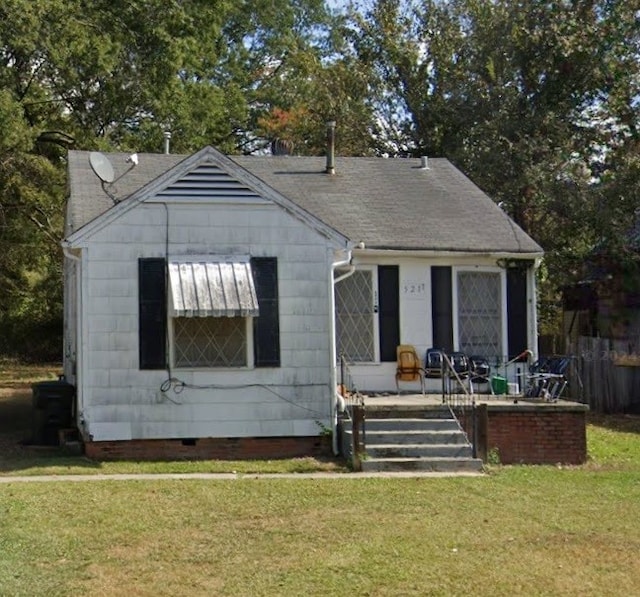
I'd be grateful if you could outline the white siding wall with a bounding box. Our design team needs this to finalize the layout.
[345,255,530,393]
[78,200,336,441]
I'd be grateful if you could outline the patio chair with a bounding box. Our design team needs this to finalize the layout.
[395,344,426,395]
[446,351,473,394]
[525,356,570,401]
[425,348,446,378]
[469,355,492,392]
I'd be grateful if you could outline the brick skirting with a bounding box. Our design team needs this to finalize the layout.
[84,435,331,461]
[459,403,587,465]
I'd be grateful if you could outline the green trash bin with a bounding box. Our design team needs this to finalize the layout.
[491,375,508,395]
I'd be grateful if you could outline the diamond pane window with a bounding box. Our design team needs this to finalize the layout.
[335,270,374,362]
[174,316,246,368]
[457,271,502,359]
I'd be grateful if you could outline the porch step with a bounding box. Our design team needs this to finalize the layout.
[365,443,473,459]
[342,409,483,474]
[361,456,484,473]
[364,417,461,432]
[363,430,470,447]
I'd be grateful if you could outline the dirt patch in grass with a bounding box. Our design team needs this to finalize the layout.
[0,386,63,465]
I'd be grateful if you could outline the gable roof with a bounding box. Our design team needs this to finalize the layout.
[66,147,543,255]
[233,156,542,254]
[66,147,347,246]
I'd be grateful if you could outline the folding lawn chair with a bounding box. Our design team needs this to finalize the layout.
[525,356,570,401]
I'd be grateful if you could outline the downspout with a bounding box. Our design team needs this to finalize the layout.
[329,245,355,455]
[528,258,542,362]
[62,244,84,436]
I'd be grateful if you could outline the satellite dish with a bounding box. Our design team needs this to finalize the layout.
[89,151,115,183]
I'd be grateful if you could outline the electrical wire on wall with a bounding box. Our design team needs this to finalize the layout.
[158,377,330,417]
[156,201,329,419]
[161,201,174,386]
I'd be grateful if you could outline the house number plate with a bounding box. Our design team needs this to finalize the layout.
[403,281,426,296]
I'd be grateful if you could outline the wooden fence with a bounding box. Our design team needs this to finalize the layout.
[566,336,640,413]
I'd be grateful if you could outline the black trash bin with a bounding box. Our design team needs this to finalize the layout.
[31,376,75,445]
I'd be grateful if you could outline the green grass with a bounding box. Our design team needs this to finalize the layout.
[585,414,640,470]
[2,366,640,595]
[1,466,640,596]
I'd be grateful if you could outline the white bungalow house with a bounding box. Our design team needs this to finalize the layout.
[62,145,543,459]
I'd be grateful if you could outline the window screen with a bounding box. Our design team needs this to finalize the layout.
[457,271,502,359]
[335,270,375,362]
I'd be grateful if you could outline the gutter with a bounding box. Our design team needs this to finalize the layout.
[352,248,544,260]
[329,245,355,455]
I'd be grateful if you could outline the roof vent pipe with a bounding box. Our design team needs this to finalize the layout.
[163,131,172,155]
[420,156,429,169]
[325,121,336,175]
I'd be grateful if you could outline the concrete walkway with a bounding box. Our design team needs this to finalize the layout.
[0,470,484,483]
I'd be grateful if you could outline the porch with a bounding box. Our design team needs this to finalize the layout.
[342,392,588,468]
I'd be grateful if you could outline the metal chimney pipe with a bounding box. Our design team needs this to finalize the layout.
[163,131,172,155]
[420,156,429,169]
[325,121,336,175]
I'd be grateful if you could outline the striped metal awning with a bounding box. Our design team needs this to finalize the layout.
[168,260,259,317]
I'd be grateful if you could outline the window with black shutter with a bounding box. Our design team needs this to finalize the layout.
[507,267,528,359]
[378,266,400,362]
[139,258,167,370]
[431,266,453,352]
[251,257,280,367]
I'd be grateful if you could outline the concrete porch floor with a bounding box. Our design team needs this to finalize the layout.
[361,391,587,410]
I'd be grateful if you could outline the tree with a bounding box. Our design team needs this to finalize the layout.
[343,0,640,333]
[0,0,337,359]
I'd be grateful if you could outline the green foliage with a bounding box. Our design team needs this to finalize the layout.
[0,0,639,355]
[0,0,337,358]
[486,446,501,466]
[343,0,640,332]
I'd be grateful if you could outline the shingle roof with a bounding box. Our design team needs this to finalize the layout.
[66,150,185,236]
[66,149,543,255]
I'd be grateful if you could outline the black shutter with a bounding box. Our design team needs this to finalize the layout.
[507,267,528,359]
[139,258,166,370]
[431,266,453,352]
[378,265,400,362]
[251,257,280,367]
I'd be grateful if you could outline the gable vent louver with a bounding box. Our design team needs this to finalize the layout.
[157,165,262,200]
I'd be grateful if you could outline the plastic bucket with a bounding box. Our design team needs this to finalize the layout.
[491,375,508,395]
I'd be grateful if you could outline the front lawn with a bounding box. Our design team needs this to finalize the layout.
[1,462,639,596]
[1,366,640,595]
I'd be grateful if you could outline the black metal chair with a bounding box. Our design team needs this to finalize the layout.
[450,352,472,392]
[425,348,446,378]
[469,355,491,389]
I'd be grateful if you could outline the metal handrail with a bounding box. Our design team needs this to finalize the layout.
[440,353,477,458]
[440,353,474,409]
